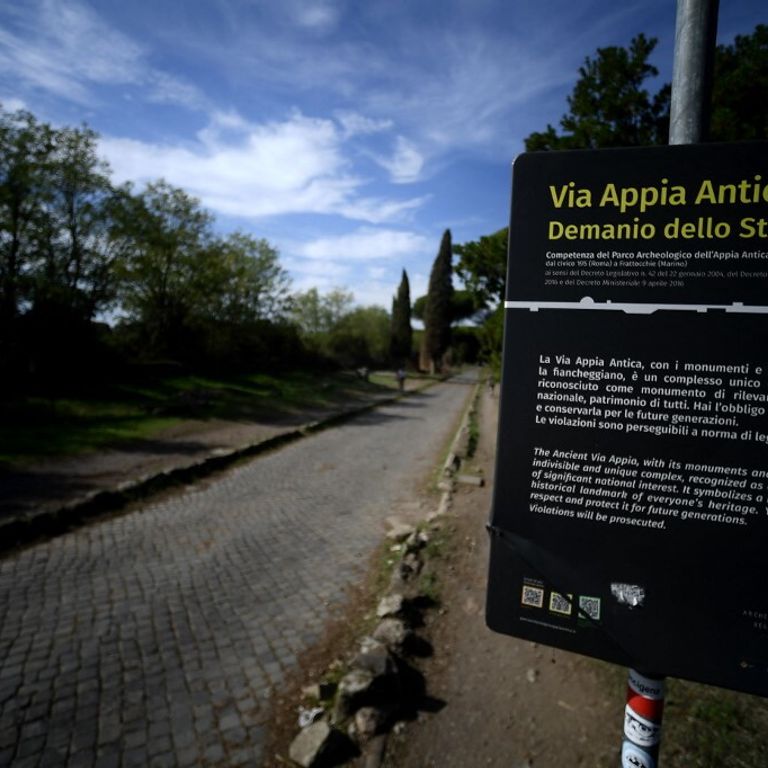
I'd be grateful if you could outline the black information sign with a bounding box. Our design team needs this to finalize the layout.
[486,143,768,697]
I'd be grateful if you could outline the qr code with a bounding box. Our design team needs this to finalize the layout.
[521,585,544,608]
[549,592,573,615]
[579,595,601,621]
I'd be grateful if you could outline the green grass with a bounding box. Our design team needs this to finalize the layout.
[0,397,178,462]
[598,663,768,767]
[0,369,400,466]
[661,678,768,767]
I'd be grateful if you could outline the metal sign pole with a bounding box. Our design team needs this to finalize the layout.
[669,0,720,144]
[619,3,719,766]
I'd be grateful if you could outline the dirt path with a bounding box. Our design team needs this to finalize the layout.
[382,387,624,767]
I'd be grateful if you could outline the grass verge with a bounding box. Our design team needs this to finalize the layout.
[0,369,400,466]
[598,660,768,766]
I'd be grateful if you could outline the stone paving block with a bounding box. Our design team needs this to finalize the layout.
[122,729,146,750]
[67,748,96,768]
[40,746,71,767]
[229,746,257,765]
[93,752,120,768]
[122,746,149,767]
[147,736,173,755]
[222,725,247,747]
[175,745,200,767]
[8,755,40,768]
[16,734,46,760]
[149,752,176,768]
[204,742,225,763]
[95,741,121,761]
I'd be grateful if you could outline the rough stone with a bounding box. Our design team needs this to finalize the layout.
[442,452,460,475]
[404,531,430,556]
[361,734,388,768]
[372,619,410,652]
[338,669,375,698]
[288,720,332,768]
[351,638,395,678]
[376,594,404,619]
[333,669,375,720]
[456,474,484,487]
[385,519,416,543]
[398,552,422,580]
[353,707,385,741]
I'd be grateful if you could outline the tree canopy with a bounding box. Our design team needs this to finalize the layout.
[525,34,670,151]
[422,229,454,373]
[525,25,768,151]
[710,24,768,141]
[389,269,412,365]
[453,228,508,309]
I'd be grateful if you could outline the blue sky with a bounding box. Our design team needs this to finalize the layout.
[0,1,764,309]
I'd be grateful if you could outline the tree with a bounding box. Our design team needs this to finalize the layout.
[422,229,454,373]
[329,306,390,368]
[32,124,121,321]
[525,25,768,151]
[711,24,768,141]
[0,108,55,335]
[389,269,412,365]
[114,180,214,357]
[288,286,391,368]
[453,229,509,376]
[413,289,478,324]
[194,232,291,324]
[454,228,508,309]
[289,286,355,337]
[525,34,670,150]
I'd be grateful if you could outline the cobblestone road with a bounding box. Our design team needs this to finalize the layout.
[0,374,475,767]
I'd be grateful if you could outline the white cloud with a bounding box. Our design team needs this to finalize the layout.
[294,1,340,31]
[38,0,144,85]
[335,110,393,138]
[100,112,428,224]
[338,195,430,225]
[0,1,143,103]
[281,227,434,308]
[373,136,425,183]
[0,96,27,112]
[280,255,350,285]
[0,0,204,109]
[297,228,432,262]
[147,72,209,111]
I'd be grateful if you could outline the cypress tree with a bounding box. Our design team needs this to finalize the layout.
[423,230,453,373]
[389,269,412,365]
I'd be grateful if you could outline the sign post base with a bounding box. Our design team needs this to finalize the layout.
[621,669,666,768]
